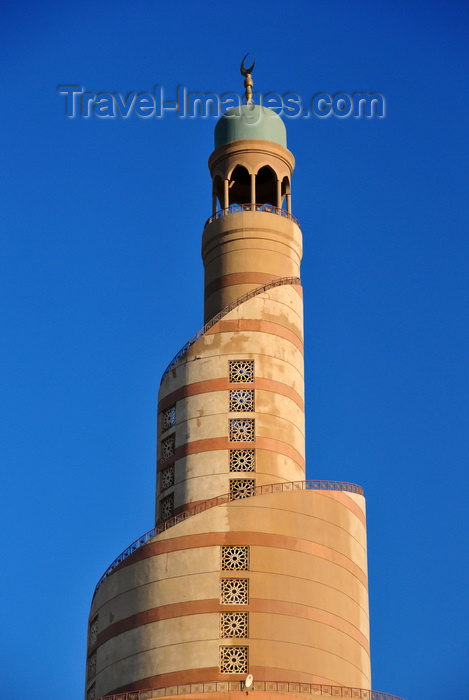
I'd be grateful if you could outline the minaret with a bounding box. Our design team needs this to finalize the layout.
[85,62,402,700]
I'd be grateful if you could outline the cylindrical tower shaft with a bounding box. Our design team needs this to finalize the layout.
[85,99,372,700]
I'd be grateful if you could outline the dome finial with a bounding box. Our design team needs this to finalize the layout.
[240,53,256,104]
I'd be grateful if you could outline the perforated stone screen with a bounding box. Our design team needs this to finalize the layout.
[87,651,97,679]
[161,434,175,461]
[229,449,255,472]
[230,478,256,500]
[160,493,174,521]
[229,419,255,442]
[161,405,176,432]
[160,464,175,491]
[221,545,249,570]
[220,612,248,638]
[229,389,254,412]
[219,646,248,673]
[229,360,254,383]
[89,616,98,646]
[220,578,249,605]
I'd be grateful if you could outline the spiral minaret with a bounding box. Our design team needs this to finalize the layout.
[85,66,404,700]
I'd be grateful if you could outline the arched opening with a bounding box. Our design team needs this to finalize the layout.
[282,176,291,213]
[229,165,251,206]
[212,175,224,213]
[256,165,277,207]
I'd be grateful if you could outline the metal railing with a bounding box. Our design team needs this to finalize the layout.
[160,276,301,382]
[93,479,363,595]
[204,202,300,228]
[95,680,405,700]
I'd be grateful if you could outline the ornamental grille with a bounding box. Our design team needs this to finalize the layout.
[221,545,249,570]
[160,493,174,521]
[161,434,175,461]
[89,616,98,646]
[230,478,256,500]
[229,449,255,472]
[160,464,175,491]
[229,389,254,412]
[161,405,176,432]
[87,684,96,700]
[220,578,249,605]
[220,612,248,638]
[219,645,248,673]
[229,360,254,383]
[88,651,97,679]
[229,419,254,442]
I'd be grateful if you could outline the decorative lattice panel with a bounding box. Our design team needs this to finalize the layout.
[230,478,256,500]
[229,419,254,442]
[220,578,249,605]
[220,612,248,638]
[161,405,176,432]
[229,389,254,412]
[160,493,174,521]
[229,449,255,472]
[161,434,175,461]
[87,684,96,700]
[87,651,97,679]
[219,646,248,673]
[229,360,254,383]
[160,464,175,491]
[221,545,249,570]
[89,616,98,646]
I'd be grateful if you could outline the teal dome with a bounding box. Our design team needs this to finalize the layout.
[214,104,286,149]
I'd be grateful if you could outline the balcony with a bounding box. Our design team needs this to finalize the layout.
[93,479,363,595]
[204,203,300,228]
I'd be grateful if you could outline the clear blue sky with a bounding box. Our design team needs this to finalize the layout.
[1,2,468,699]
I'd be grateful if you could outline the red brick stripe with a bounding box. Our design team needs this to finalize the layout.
[158,377,304,413]
[159,436,304,471]
[205,319,303,354]
[92,597,368,655]
[204,272,276,300]
[105,529,367,588]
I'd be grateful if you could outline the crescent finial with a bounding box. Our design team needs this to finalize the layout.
[240,54,256,103]
[240,53,256,77]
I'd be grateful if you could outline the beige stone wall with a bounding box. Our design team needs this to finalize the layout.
[86,489,370,697]
[202,211,302,322]
[156,284,305,524]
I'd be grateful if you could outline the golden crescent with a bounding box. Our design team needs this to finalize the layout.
[240,53,256,76]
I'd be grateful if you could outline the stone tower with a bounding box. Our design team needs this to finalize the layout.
[85,67,403,700]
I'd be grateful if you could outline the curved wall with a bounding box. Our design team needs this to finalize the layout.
[156,283,305,523]
[202,211,302,322]
[87,489,370,697]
